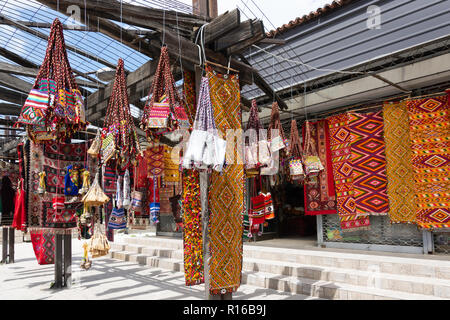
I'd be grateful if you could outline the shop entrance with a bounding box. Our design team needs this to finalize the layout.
[246,179,317,243]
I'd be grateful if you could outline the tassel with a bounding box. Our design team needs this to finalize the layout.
[38,171,46,194]
[79,170,90,195]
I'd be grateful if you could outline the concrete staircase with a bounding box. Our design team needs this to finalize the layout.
[109,236,450,300]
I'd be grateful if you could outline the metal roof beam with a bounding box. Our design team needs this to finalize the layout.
[0,14,120,72]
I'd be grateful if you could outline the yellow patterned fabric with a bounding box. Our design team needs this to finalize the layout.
[382,101,416,224]
[163,146,180,184]
[207,67,243,295]
[407,95,450,229]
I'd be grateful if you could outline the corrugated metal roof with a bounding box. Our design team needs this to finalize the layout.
[266,0,358,38]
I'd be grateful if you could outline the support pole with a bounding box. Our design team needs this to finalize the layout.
[54,234,63,289]
[200,171,211,300]
[8,227,14,263]
[63,233,72,287]
[2,227,8,263]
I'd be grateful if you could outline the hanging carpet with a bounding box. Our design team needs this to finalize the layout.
[30,230,55,265]
[207,67,243,294]
[328,113,370,231]
[407,94,450,229]
[27,141,86,233]
[382,101,417,224]
[181,70,204,286]
[348,110,389,215]
[303,120,337,215]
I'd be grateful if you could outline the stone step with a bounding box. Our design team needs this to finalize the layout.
[243,246,450,280]
[243,257,450,298]
[123,236,183,250]
[117,236,450,280]
[110,250,446,300]
[241,271,446,300]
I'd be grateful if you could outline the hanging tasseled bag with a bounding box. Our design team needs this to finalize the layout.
[52,196,65,210]
[101,59,140,168]
[267,102,287,153]
[101,130,116,164]
[130,191,143,212]
[149,177,160,224]
[15,19,87,142]
[140,46,182,138]
[245,99,264,170]
[123,169,131,209]
[107,207,127,230]
[88,130,102,157]
[288,119,305,181]
[183,76,226,171]
[258,140,272,166]
[303,121,324,176]
[262,192,275,220]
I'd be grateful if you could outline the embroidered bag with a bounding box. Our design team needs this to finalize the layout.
[15,19,87,142]
[130,191,143,212]
[183,77,226,171]
[288,119,305,181]
[141,46,182,137]
[88,130,101,157]
[267,102,287,152]
[52,196,65,210]
[101,130,116,164]
[102,59,140,168]
[303,121,324,176]
[262,192,275,220]
[149,177,160,224]
[107,207,127,230]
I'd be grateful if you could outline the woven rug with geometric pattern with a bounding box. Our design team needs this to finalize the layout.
[27,141,86,233]
[328,113,370,231]
[407,94,450,229]
[207,67,243,294]
[382,101,417,224]
[181,70,204,286]
[349,110,389,216]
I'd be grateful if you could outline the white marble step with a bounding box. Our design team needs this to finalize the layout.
[241,271,446,300]
[110,250,445,300]
[243,257,450,298]
[116,237,450,280]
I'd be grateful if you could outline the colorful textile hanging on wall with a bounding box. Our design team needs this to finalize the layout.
[146,146,165,178]
[30,230,55,265]
[382,101,417,224]
[348,111,389,215]
[328,113,370,231]
[163,146,180,184]
[27,141,86,232]
[303,120,337,215]
[181,70,204,286]
[182,169,203,285]
[102,165,117,241]
[407,94,450,229]
[207,67,243,294]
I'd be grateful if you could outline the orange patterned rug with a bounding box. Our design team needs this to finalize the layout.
[382,101,416,224]
[407,94,450,229]
[207,67,243,294]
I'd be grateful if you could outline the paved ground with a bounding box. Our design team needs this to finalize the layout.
[0,239,318,300]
